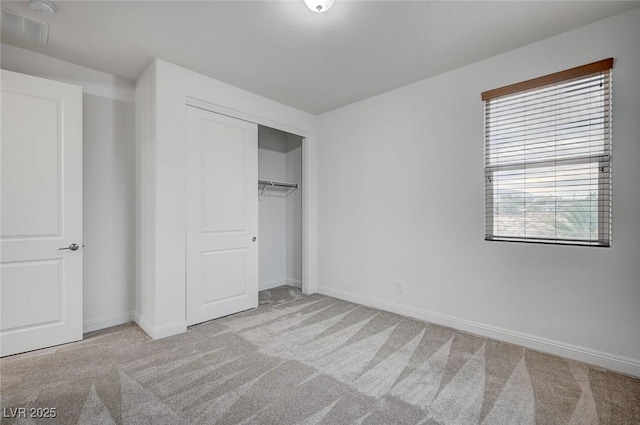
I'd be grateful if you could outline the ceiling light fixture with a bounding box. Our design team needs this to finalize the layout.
[28,0,55,15]
[304,0,335,13]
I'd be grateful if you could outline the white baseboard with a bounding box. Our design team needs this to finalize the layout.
[259,279,286,291]
[286,278,302,288]
[135,313,187,340]
[83,311,135,333]
[134,313,154,338]
[260,278,303,291]
[316,285,640,378]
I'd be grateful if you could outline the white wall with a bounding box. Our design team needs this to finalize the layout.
[315,8,640,376]
[136,59,315,338]
[258,127,287,289]
[1,45,136,333]
[134,61,156,328]
[286,135,303,285]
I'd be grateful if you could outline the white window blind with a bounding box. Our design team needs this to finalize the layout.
[482,59,613,246]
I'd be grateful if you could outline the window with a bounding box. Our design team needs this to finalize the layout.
[482,59,613,247]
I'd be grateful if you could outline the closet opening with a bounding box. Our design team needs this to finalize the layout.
[257,126,303,294]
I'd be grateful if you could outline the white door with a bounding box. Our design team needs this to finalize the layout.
[186,106,258,326]
[1,70,83,356]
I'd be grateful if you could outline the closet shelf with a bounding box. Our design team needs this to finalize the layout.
[258,179,298,196]
[258,179,298,189]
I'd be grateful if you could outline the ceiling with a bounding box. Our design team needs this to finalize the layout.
[2,1,638,114]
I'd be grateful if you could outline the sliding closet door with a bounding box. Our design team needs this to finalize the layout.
[186,106,259,326]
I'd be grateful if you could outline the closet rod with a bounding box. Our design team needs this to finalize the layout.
[258,179,298,189]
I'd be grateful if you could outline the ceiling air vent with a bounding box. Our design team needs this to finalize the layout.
[1,8,49,45]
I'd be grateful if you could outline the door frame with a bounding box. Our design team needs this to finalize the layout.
[136,59,317,340]
[186,97,312,296]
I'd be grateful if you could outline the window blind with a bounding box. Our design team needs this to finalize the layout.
[482,59,613,246]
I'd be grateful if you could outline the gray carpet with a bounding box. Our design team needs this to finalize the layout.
[1,286,638,424]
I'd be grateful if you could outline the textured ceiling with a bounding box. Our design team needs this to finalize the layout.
[2,1,638,114]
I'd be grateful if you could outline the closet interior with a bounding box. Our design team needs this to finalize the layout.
[258,126,303,291]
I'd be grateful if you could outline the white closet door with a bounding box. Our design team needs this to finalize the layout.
[1,70,83,356]
[186,106,258,326]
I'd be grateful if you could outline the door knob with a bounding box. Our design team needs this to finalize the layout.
[59,243,80,251]
[252,237,257,242]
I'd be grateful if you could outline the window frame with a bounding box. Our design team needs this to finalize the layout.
[482,59,613,247]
